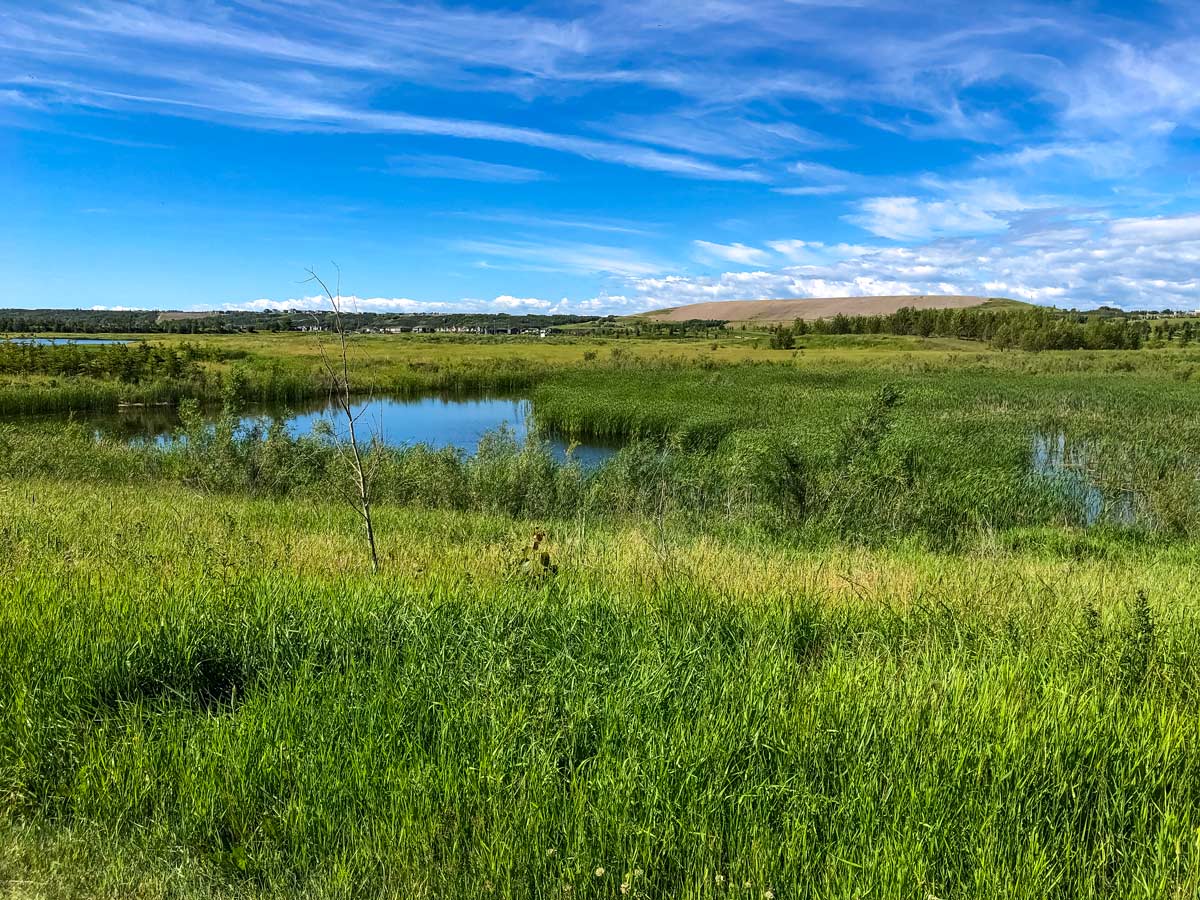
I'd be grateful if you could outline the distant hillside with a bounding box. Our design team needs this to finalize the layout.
[639,295,1025,324]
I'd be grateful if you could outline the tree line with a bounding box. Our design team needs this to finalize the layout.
[0,308,602,335]
[768,306,1198,351]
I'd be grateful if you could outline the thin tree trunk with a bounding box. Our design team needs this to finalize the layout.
[307,266,380,573]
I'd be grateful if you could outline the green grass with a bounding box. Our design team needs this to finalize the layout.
[4,333,1200,896]
[10,341,1200,542]
[0,330,779,415]
[530,352,1200,538]
[2,482,1200,898]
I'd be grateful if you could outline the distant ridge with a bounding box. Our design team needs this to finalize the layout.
[638,295,1024,324]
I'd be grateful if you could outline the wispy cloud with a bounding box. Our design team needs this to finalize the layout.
[453,211,656,236]
[693,240,772,266]
[9,75,766,181]
[456,238,667,277]
[5,1,1200,312]
[774,161,870,196]
[12,1,1195,182]
[774,185,849,197]
[846,197,1011,241]
[388,154,546,183]
[766,239,825,262]
[601,111,835,159]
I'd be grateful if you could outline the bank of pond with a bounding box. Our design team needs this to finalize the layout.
[0,389,1175,542]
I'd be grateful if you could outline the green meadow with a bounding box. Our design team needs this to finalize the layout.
[2,327,1200,898]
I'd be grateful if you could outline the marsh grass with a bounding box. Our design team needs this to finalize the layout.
[4,355,1199,544]
[2,483,1199,898]
[5,336,1200,896]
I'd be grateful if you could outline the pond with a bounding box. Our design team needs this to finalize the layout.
[50,394,619,467]
[1031,431,1135,525]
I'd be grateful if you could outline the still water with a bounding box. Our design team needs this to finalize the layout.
[1031,431,1135,525]
[59,394,618,467]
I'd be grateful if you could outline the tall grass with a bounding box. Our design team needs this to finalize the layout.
[5,338,1200,896]
[1,484,1198,897]
[15,346,1200,541]
[0,341,555,415]
[530,356,1200,538]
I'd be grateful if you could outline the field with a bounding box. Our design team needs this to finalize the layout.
[637,295,1027,324]
[3,325,1200,898]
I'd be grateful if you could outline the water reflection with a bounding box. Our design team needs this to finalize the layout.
[1031,432,1135,525]
[52,394,618,467]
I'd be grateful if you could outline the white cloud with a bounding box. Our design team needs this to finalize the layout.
[221,206,1200,316]
[766,239,824,262]
[602,112,833,159]
[456,238,666,277]
[978,141,1147,180]
[1056,39,1200,132]
[847,196,1010,241]
[1109,214,1200,243]
[224,291,654,316]
[387,154,546,183]
[693,240,771,266]
[490,295,552,310]
[774,185,848,196]
[0,88,43,109]
[771,160,869,196]
[628,213,1200,311]
[454,210,655,236]
[228,295,452,313]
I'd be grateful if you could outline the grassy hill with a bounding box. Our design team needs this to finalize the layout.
[638,294,1028,324]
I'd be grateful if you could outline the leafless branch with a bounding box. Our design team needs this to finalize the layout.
[304,265,380,573]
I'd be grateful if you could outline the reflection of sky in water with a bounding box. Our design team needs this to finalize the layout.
[1031,432,1135,526]
[277,395,615,467]
[20,394,617,469]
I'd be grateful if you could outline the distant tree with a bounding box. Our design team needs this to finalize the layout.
[769,324,795,349]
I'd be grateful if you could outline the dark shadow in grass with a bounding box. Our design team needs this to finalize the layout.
[93,629,250,714]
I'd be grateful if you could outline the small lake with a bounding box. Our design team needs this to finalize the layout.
[49,394,619,467]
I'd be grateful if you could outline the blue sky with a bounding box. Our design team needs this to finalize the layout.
[2,0,1199,313]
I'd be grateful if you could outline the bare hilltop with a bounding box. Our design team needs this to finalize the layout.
[638,294,1021,324]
